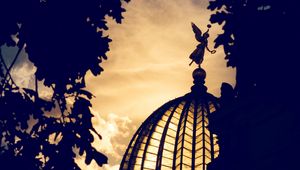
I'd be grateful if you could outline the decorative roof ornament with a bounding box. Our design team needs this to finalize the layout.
[189,23,216,68]
[119,22,220,170]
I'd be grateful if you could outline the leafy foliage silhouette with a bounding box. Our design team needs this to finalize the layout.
[0,0,129,169]
[207,1,300,170]
[208,0,299,97]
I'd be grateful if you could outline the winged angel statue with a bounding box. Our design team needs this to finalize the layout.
[189,22,216,67]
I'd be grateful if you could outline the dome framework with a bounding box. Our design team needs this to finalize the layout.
[120,87,220,170]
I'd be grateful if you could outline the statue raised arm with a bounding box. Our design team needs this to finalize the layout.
[189,23,216,67]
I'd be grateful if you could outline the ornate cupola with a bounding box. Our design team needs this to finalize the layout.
[120,23,220,170]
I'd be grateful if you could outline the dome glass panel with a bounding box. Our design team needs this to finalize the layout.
[120,91,220,170]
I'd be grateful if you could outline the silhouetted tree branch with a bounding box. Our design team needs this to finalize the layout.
[0,0,130,169]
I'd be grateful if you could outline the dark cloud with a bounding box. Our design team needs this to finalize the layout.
[1,45,29,67]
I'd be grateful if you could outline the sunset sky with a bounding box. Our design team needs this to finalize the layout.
[4,0,235,169]
[84,0,235,169]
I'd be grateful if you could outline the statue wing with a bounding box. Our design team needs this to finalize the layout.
[191,22,202,42]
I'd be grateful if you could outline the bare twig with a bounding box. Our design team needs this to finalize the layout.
[2,44,24,89]
[0,49,17,92]
[5,44,24,77]
[35,75,39,100]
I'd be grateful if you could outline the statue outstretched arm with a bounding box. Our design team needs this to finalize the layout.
[206,46,216,54]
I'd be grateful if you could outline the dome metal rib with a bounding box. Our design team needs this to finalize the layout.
[120,91,220,170]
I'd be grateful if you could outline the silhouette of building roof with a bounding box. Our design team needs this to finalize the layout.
[120,68,220,170]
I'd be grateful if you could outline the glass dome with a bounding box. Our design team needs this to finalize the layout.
[120,69,220,170]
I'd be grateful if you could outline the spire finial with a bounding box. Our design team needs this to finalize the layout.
[191,67,207,94]
[189,22,215,94]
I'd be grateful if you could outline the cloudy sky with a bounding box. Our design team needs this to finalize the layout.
[84,0,235,169]
[2,0,235,169]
